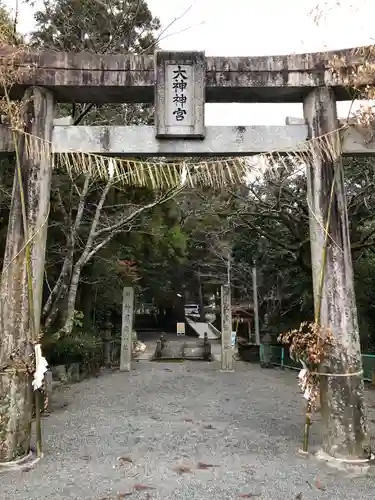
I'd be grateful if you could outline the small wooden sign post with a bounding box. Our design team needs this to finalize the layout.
[177,322,185,336]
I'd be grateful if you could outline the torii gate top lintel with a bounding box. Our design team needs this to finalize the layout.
[1,45,375,157]
[3,45,371,104]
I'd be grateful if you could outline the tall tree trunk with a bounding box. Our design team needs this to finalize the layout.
[42,175,91,328]
[44,252,74,329]
[61,262,82,336]
[59,178,113,336]
[0,87,54,462]
[42,249,73,324]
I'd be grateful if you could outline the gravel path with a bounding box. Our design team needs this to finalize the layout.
[2,360,375,500]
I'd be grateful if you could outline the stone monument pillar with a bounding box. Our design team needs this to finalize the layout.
[120,287,134,372]
[220,284,234,372]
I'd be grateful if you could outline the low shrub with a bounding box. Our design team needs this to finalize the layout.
[43,332,102,368]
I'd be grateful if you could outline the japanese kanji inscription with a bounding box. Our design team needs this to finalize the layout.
[155,51,205,138]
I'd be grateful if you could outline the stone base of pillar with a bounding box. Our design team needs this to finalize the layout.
[260,362,273,369]
[315,449,375,474]
[0,448,42,471]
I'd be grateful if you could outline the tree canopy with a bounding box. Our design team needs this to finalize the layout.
[30,0,160,53]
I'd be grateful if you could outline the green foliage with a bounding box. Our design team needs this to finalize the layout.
[179,188,237,300]
[72,310,84,330]
[353,250,375,350]
[29,0,159,126]
[230,157,375,347]
[0,2,21,44]
[0,158,15,266]
[122,197,188,305]
[43,332,102,366]
[30,0,160,53]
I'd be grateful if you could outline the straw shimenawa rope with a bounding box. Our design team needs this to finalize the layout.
[6,124,346,189]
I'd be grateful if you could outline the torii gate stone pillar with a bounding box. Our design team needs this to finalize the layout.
[0,86,54,462]
[303,88,369,461]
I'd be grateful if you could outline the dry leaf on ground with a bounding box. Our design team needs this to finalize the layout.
[117,456,133,465]
[241,465,255,475]
[197,462,219,469]
[173,465,192,474]
[133,484,155,491]
[238,493,261,498]
[315,479,326,491]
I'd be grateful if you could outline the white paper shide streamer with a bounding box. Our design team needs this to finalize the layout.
[298,361,312,401]
[180,163,187,187]
[32,344,48,391]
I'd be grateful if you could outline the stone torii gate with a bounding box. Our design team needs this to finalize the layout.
[1,46,374,464]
